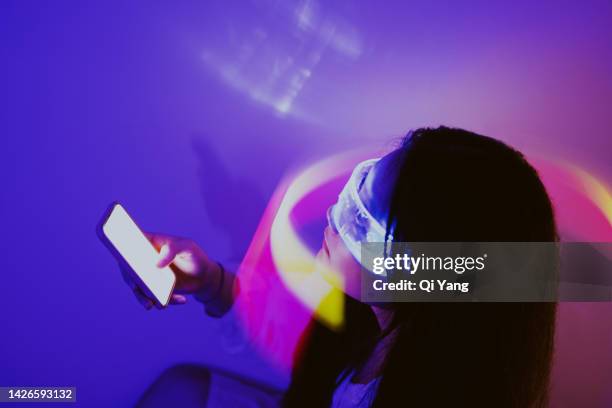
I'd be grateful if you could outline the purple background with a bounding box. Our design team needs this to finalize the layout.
[1,1,611,406]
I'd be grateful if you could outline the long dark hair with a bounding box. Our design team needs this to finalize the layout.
[283,127,557,407]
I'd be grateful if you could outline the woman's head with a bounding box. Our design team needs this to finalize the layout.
[288,127,557,408]
[321,126,557,298]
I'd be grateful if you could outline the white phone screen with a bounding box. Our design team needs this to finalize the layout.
[102,204,176,306]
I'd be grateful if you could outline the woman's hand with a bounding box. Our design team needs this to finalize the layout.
[119,233,222,310]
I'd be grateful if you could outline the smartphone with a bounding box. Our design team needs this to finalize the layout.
[97,203,176,307]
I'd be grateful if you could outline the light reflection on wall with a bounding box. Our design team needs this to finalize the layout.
[200,0,361,117]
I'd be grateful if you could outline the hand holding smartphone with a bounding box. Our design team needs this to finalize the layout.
[98,203,176,307]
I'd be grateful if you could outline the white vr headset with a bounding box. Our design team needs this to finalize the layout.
[328,158,394,268]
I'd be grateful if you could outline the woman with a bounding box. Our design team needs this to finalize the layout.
[129,127,557,407]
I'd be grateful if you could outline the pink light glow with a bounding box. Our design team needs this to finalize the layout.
[234,150,612,371]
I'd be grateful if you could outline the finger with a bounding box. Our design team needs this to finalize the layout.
[156,243,179,268]
[133,286,154,310]
[169,294,187,305]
